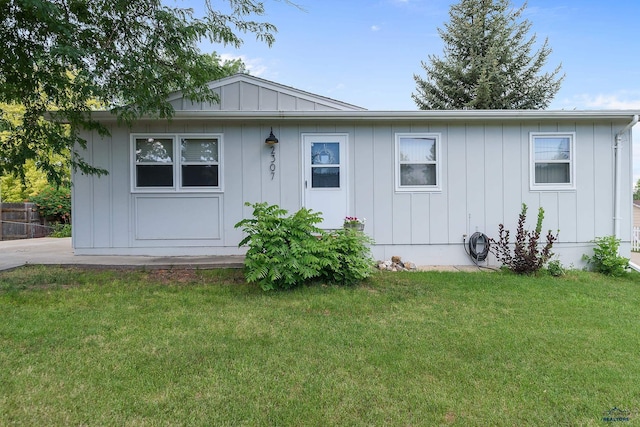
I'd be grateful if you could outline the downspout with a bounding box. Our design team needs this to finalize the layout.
[614,114,638,239]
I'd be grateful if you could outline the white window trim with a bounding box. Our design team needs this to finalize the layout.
[131,133,224,193]
[529,132,576,191]
[394,132,442,192]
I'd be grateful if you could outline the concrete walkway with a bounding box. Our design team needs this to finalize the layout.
[0,237,487,273]
[2,237,638,273]
[0,238,245,271]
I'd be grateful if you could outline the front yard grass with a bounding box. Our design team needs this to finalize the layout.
[1,266,639,426]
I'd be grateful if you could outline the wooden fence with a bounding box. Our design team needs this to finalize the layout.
[0,203,52,240]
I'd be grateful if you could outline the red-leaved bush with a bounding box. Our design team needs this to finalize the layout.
[490,204,558,274]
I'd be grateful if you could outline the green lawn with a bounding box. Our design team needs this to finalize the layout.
[1,266,639,426]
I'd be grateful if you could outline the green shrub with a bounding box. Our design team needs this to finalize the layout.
[235,202,374,291]
[322,229,374,286]
[582,236,629,277]
[546,259,565,277]
[29,185,71,224]
[490,203,558,275]
[50,223,72,238]
[234,203,328,290]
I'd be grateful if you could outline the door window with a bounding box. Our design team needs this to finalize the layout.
[311,142,340,188]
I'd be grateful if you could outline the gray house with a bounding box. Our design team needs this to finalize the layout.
[73,74,638,267]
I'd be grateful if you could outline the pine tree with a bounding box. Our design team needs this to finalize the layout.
[412,0,564,110]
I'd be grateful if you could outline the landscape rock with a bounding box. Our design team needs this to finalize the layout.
[376,256,416,272]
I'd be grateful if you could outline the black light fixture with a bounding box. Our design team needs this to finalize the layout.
[265,127,279,145]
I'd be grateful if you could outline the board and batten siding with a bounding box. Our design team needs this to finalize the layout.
[72,117,632,266]
[168,79,359,112]
[356,120,628,264]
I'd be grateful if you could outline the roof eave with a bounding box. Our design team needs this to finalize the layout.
[87,109,640,122]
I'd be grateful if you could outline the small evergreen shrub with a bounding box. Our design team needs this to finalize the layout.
[29,185,71,224]
[490,203,558,275]
[582,236,629,277]
[235,202,374,291]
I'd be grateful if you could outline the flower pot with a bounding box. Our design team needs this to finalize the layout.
[344,223,364,231]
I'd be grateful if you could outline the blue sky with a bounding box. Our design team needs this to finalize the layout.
[188,0,640,179]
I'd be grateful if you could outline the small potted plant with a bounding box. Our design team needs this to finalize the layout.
[344,216,365,231]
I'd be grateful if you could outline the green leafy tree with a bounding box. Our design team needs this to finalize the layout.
[203,52,248,76]
[0,51,242,198]
[633,178,640,200]
[1,102,70,201]
[0,160,53,202]
[413,0,564,110]
[0,0,277,185]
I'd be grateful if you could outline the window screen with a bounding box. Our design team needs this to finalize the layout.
[531,134,573,187]
[135,138,174,187]
[181,138,219,188]
[397,136,438,188]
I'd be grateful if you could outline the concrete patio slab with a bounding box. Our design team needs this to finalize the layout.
[0,237,244,271]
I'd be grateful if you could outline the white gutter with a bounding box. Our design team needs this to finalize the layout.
[86,109,640,122]
[614,114,639,238]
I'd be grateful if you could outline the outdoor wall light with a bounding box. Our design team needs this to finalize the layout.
[265,127,279,145]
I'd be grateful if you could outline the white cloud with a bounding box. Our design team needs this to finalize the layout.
[584,95,640,110]
[569,93,640,184]
[371,25,381,32]
[219,53,268,77]
[567,93,640,110]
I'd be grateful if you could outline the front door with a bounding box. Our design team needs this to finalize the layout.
[303,133,348,229]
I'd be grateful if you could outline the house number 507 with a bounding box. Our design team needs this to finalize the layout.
[270,146,276,180]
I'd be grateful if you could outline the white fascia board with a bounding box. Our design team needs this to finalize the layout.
[88,109,640,122]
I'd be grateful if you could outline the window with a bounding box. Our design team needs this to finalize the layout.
[135,138,174,187]
[181,138,219,188]
[395,133,441,192]
[530,132,575,190]
[310,142,340,188]
[132,134,222,191]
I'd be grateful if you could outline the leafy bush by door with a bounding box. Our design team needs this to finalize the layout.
[235,202,374,291]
